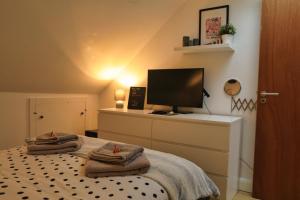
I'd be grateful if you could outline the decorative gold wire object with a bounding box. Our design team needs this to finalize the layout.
[231,97,257,112]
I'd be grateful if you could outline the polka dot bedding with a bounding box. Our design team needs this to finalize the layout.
[0,146,168,200]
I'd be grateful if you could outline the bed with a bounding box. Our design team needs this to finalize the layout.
[0,136,219,200]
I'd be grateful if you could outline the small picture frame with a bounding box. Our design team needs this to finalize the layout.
[199,5,229,45]
[127,87,146,110]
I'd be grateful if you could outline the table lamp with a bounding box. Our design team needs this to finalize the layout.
[114,89,126,109]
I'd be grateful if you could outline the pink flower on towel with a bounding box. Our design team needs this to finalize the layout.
[113,145,121,154]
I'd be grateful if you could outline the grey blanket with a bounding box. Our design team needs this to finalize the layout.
[27,138,82,155]
[35,132,78,144]
[73,136,220,200]
[89,142,144,165]
[85,153,150,178]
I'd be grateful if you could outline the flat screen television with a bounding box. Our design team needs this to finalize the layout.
[147,68,204,112]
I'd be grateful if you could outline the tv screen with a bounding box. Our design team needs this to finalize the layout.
[147,68,204,108]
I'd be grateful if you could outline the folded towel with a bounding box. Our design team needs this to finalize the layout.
[27,138,82,155]
[89,142,144,165]
[85,154,150,178]
[35,132,78,144]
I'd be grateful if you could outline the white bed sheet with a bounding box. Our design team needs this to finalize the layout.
[74,136,220,200]
[0,136,219,200]
[0,146,167,200]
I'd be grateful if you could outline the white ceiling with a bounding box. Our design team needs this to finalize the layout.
[0,0,187,93]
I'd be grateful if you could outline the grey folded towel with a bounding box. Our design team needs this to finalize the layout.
[35,132,79,144]
[27,138,82,155]
[89,142,144,165]
[85,154,150,178]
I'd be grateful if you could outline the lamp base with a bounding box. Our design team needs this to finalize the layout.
[116,101,124,109]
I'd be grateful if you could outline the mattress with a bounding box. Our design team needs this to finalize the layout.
[0,136,219,200]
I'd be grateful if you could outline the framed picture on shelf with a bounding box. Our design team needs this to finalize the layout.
[199,5,229,45]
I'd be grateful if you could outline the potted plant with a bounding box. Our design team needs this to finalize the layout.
[220,24,236,45]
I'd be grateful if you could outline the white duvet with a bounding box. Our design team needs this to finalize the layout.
[74,136,220,200]
[0,136,219,200]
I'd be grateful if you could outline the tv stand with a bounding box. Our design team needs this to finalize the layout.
[172,105,178,113]
[172,105,193,114]
[151,110,169,115]
[150,106,194,115]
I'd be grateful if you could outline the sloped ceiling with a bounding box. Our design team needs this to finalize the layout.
[0,0,187,93]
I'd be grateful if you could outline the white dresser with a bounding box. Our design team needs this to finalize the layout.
[98,108,242,200]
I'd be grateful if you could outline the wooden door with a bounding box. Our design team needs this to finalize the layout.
[253,0,300,199]
[29,97,86,137]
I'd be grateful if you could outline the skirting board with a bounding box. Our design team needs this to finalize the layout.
[239,177,252,193]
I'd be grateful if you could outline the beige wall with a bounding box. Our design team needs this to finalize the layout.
[0,93,99,149]
[0,0,261,192]
[0,0,187,150]
[0,1,189,149]
[98,0,262,192]
[0,0,187,93]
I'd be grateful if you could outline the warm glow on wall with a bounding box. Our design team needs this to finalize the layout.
[118,74,137,88]
[93,64,138,88]
[96,67,124,80]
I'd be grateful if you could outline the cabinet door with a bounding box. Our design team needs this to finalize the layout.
[29,98,86,137]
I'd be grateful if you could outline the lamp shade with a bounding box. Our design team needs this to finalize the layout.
[114,89,126,101]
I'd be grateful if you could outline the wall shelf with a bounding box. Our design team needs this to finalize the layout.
[174,44,235,54]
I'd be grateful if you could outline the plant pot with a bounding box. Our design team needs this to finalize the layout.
[221,34,234,45]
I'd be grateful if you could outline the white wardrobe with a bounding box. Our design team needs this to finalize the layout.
[29,97,87,137]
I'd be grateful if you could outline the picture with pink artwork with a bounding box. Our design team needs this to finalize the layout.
[199,5,229,44]
[205,17,221,39]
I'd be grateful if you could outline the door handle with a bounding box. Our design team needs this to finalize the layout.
[260,91,280,97]
[259,91,280,104]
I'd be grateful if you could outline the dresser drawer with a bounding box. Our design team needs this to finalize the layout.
[208,174,228,200]
[99,113,152,138]
[152,140,229,176]
[152,119,230,151]
[101,131,151,148]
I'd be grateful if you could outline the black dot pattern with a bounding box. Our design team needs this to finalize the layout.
[0,146,168,199]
